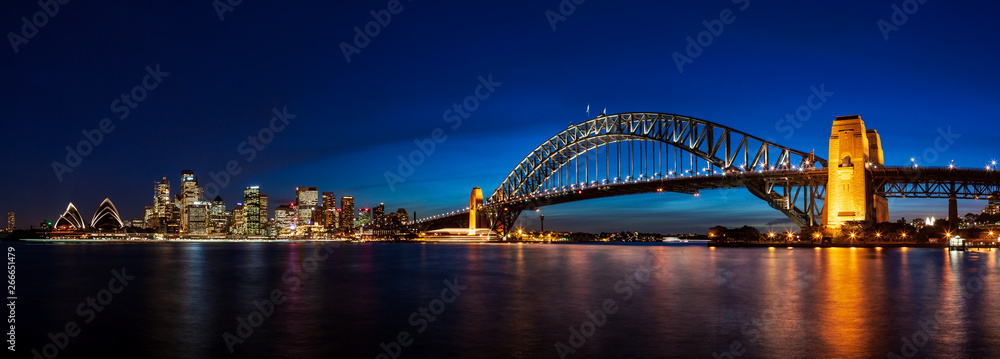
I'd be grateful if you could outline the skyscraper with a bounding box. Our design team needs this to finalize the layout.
[296,187,318,225]
[243,187,262,236]
[340,196,354,234]
[260,193,269,225]
[322,192,336,229]
[373,203,385,228]
[232,203,244,235]
[186,202,208,235]
[154,177,171,221]
[142,206,154,228]
[275,204,295,233]
[180,170,203,232]
[209,196,227,234]
[396,208,408,226]
[6,212,13,232]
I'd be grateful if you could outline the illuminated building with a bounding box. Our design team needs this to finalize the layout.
[355,208,371,228]
[823,115,887,232]
[260,193,269,228]
[90,198,124,231]
[166,204,181,233]
[180,170,203,232]
[232,203,244,235]
[243,187,262,235]
[154,177,171,220]
[340,196,354,234]
[186,202,208,235]
[6,212,13,232]
[323,192,337,229]
[296,187,318,225]
[983,193,999,215]
[322,192,336,229]
[275,204,295,232]
[54,203,85,230]
[209,196,228,234]
[396,208,407,225]
[373,203,385,227]
[142,206,153,228]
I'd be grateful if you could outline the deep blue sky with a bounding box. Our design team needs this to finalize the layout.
[2,0,999,233]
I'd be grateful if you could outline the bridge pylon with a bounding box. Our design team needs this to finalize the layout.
[823,115,889,233]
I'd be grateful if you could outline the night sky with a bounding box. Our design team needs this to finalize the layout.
[2,0,999,233]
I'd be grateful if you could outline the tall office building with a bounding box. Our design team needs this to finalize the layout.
[396,208,408,226]
[166,204,181,233]
[243,187,262,236]
[154,177,171,219]
[6,212,13,232]
[275,204,295,232]
[232,203,244,235]
[260,194,269,225]
[142,206,154,228]
[373,203,385,228]
[296,187,318,225]
[340,196,354,234]
[209,196,228,234]
[322,192,336,229]
[186,202,208,235]
[180,170,203,232]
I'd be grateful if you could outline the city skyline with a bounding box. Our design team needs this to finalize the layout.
[3,1,1000,233]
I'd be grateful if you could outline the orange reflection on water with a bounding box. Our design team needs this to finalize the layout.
[816,248,884,357]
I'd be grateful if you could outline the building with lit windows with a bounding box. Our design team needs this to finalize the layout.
[322,192,336,229]
[260,194,269,225]
[153,177,171,223]
[232,203,244,235]
[186,202,208,235]
[142,206,154,228]
[396,208,408,225]
[296,187,318,224]
[209,196,228,234]
[243,187,262,235]
[275,204,295,233]
[373,203,385,228]
[983,193,999,215]
[340,196,354,234]
[180,170,203,232]
[6,212,13,232]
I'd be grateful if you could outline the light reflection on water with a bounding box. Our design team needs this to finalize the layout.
[13,242,1000,358]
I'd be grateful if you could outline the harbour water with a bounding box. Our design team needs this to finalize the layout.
[10,241,1000,358]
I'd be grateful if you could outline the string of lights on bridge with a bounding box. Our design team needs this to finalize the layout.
[410,157,1000,225]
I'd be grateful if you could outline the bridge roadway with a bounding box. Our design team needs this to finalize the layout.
[413,166,1000,231]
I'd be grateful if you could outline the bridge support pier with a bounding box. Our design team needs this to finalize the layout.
[949,193,959,227]
[823,115,888,237]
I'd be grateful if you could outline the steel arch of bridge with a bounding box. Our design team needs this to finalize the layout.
[486,112,830,227]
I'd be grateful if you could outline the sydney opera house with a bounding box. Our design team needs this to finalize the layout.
[53,198,125,231]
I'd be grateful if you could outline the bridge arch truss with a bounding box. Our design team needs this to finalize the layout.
[487,113,830,227]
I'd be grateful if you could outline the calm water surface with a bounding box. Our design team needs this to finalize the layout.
[11,242,1000,358]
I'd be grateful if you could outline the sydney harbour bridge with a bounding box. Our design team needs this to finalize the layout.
[411,113,1000,237]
